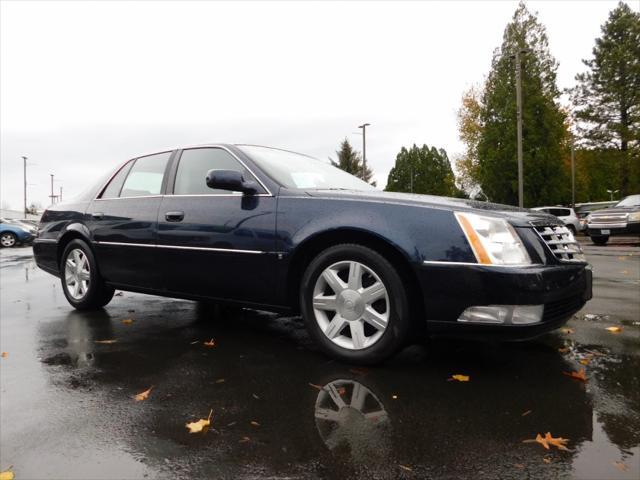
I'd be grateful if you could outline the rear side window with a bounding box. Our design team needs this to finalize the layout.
[120,152,171,197]
[100,161,134,199]
[549,208,570,217]
[173,148,255,195]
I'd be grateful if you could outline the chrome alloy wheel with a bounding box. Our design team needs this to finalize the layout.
[1,233,16,247]
[64,248,91,300]
[312,261,389,350]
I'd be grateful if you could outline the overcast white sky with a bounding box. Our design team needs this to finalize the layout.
[0,0,634,210]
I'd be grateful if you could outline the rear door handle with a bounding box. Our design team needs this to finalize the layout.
[165,211,184,222]
[92,212,104,220]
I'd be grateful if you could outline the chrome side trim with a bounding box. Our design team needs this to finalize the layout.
[422,260,540,268]
[33,238,58,244]
[94,195,164,201]
[93,240,265,254]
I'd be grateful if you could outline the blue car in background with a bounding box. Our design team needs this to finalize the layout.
[0,218,35,247]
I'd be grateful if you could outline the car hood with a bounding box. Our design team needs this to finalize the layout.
[302,189,560,227]
[589,206,639,216]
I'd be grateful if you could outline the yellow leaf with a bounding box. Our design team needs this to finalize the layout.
[0,469,14,480]
[606,326,623,333]
[121,319,133,325]
[186,409,212,434]
[1,352,7,358]
[203,338,216,347]
[579,356,592,366]
[134,386,153,401]
[528,432,570,451]
[399,464,412,472]
[563,368,587,382]
[95,339,117,344]
[449,374,470,382]
[215,378,225,384]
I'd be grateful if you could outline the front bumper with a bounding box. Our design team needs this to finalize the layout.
[416,262,592,340]
[587,222,640,236]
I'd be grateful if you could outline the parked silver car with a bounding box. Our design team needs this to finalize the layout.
[532,207,582,234]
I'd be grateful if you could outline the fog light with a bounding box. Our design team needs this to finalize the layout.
[458,306,510,324]
[511,305,544,324]
[457,305,544,325]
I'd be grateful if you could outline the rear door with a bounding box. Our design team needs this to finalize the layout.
[157,147,278,305]
[87,151,174,289]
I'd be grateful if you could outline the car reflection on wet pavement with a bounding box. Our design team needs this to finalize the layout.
[1,243,638,479]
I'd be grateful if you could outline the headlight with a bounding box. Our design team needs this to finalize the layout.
[629,211,640,222]
[455,212,532,265]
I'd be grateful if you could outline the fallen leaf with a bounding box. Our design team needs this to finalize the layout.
[527,432,570,451]
[398,464,412,472]
[95,339,117,344]
[190,340,199,345]
[215,378,225,384]
[521,410,532,417]
[252,393,260,400]
[621,270,629,275]
[579,356,592,366]
[121,319,133,325]
[612,461,629,472]
[561,328,574,334]
[448,374,470,382]
[134,386,153,401]
[514,463,525,469]
[585,349,606,357]
[0,468,14,480]
[203,338,216,347]
[543,457,552,464]
[186,409,213,434]
[250,421,260,427]
[239,436,250,443]
[558,346,570,353]
[606,326,623,333]
[309,383,323,390]
[1,352,7,358]
[563,368,587,382]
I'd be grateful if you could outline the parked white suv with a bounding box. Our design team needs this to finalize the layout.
[532,207,582,234]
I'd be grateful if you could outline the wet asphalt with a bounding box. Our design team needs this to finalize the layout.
[0,237,639,480]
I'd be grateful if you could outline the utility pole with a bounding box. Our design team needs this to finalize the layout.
[50,174,55,205]
[22,156,28,218]
[571,141,575,208]
[515,50,525,208]
[358,123,370,181]
[59,186,63,202]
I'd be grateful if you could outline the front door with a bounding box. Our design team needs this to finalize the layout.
[157,147,278,305]
[87,151,173,290]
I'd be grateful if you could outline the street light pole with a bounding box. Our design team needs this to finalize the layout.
[358,123,370,181]
[515,50,524,208]
[571,141,576,208]
[50,174,55,205]
[22,156,28,218]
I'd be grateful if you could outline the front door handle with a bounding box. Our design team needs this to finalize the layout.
[165,211,184,222]
[92,212,104,220]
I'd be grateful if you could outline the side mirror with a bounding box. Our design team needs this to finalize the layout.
[205,169,259,194]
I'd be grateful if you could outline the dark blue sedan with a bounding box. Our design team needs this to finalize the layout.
[1,218,35,247]
[33,144,592,364]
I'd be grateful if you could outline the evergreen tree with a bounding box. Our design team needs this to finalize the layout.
[475,2,569,207]
[571,1,640,195]
[330,139,376,185]
[385,144,461,197]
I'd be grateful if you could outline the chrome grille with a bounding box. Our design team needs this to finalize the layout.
[535,225,586,262]
[588,212,627,226]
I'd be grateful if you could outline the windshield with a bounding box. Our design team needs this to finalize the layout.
[238,145,376,191]
[616,194,640,208]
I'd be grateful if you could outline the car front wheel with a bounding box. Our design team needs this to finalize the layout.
[300,244,411,365]
[591,234,609,246]
[61,239,115,310]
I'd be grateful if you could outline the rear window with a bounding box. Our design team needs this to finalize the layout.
[120,152,171,197]
[548,208,570,217]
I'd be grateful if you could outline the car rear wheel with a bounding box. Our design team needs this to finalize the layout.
[300,244,411,365]
[61,239,115,310]
[591,235,609,246]
[1,232,17,248]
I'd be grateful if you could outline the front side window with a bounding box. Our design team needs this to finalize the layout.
[173,148,255,195]
[120,152,172,197]
[549,208,570,217]
[616,195,640,208]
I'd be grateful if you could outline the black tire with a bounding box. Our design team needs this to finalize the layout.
[60,239,115,310]
[591,235,609,246]
[0,232,17,248]
[300,244,411,365]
